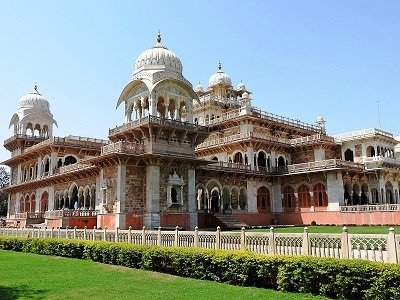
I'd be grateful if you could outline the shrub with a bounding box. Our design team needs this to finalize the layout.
[0,236,399,299]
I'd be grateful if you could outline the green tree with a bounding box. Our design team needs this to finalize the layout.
[0,166,10,217]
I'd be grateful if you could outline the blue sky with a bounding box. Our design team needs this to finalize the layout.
[0,1,399,163]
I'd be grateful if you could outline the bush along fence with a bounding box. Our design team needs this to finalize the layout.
[0,226,399,264]
[0,236,399,300]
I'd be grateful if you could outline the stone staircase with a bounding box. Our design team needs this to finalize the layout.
[214,213,249,229]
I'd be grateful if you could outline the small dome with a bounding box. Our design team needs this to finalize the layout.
[316,116,325,123]
[208,62,232,88]
[242,91,249,98]
[237,81,246,91]
[195,82,204,93]
[19,85,50,109]
[134,32,182,74]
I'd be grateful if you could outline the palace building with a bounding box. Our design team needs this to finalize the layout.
[3,33,400,229]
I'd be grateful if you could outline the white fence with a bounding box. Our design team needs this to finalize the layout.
[0,226,398,264]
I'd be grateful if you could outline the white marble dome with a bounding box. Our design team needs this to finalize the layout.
[19,86,50,109]
[134,33,183,74]
[194,82,204,93]
[208,62,232,88]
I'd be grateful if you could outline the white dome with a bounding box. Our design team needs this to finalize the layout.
[316,116,325,122]
[19,85,50,110]
[208,62,232,88]
[195,82,204,93]
[237,81,246,91]
[134,33,182,74]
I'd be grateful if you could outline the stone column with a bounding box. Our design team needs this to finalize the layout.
[149,91,158,116]
[37,156,42,178]
[294,192,299,211]
[144,165,160,229]
[271,181,283,212]
[186,99,193,123]
[246,180,258,212]
[48,186,55,210]
[187,169,197,230]
[164,96,170,119]
[326,171,344,211]
[17,164,22,184]
[247,147,254,169]
[50,152,58,175]
[115,163,127,229]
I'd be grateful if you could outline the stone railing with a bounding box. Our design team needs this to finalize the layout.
[363,156,400,167]
[289,134,335,146]
[101,141,145,155]
[202,159,364,175]
[340,204,400,212]
[1,226,398,264]
[197,132,337,151]
[44,209,99,218]
[333,128,393,142]
[109,116,208,136]
[202,107,320,133]
[9,212,43,219]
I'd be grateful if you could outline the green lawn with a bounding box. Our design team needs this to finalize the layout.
[244,225,400,234]
[0,250,328,300]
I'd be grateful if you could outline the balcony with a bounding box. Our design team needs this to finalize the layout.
[101,141,145,156]
[333,128,393,142]
[363,156,400,169]
[109,115,208,136]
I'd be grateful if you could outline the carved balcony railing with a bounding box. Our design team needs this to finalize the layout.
[101,141,145,155]
[44,209,99,218]
[109,116,208,136]
[340,204,400,212]
[333,128,393,142]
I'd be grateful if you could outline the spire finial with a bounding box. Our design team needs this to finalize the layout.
[34,83,38,92]
[157,30,161,43]
[218,61,222,70]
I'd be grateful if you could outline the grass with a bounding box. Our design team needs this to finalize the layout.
[244,225,400,234]
[0,250,328,300]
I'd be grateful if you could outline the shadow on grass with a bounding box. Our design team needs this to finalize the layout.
[0,285,48,300]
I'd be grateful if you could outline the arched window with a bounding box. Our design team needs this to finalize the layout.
[171,187,178,203]
[344,149,354,162]
[257,152,267,168]
[313,183,328,207]
[257,186,270,212]
[64,156,77,166]
[298,185,311,207]
[278,156,286,167]
[366,146,375,157]
[40,192,49,213]
[283,186,295,209]
[233,152,243,164]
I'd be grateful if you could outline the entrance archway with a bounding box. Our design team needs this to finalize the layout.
[211,190,219,213]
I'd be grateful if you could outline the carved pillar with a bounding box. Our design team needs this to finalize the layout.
[165,96,170,119]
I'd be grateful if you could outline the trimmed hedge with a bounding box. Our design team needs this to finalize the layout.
[0,237,399,299]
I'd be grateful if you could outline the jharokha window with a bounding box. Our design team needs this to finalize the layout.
[313,183,328,207]
[283,186,295,208]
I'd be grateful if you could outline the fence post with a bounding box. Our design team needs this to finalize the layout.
[269,227,276,255]
[31,227,34,238]
[157,227,162,246]
[216,226,221,249]
[115,228,119,242]
[387,227,398,263]
[174,226,179,247]
[92,226,96,241]
[38,227,41,238]
[103,227,107,241]
[83,226,87,240]
[128,226,132,244]
[50,227,53,239]
[194,226,199,248]
[240,227,246,250]
[341,226,349,259]
[58,227,61,238]
[302,227,310,255]
[43,227,47,238]
[66,227,69,239]
[142,226,146,245]
[73,226,77,239]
